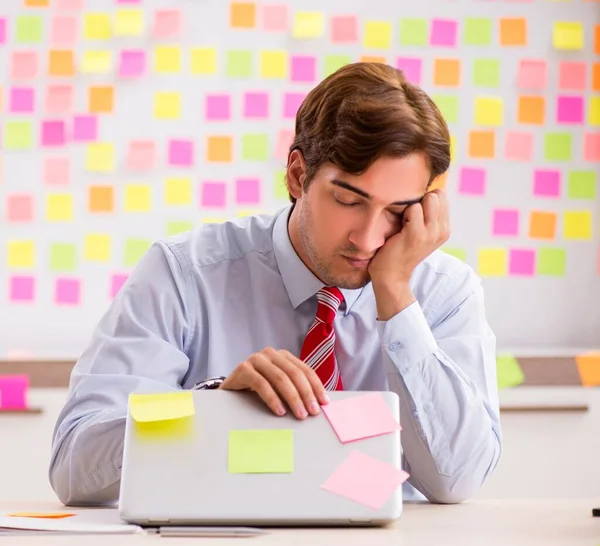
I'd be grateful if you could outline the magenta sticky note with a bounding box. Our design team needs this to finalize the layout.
[45,85,73,114]
[41,121,66,147]
[330,15,358,43]
[244,92,269,118]
[118,50,146,78]
[50,15,77,45]
[0,375,29,409]
[6,194,34,222]
[458,167,486,195]
[0,18,6,45]
[153,9,181,39]
[291,55,316,82]
[206,94,231,121]
[201,181,226,208]
[11,51,38,80]
[127,140,156,171]
[584,133,600,162]
[262,4,288,32]
[235,178,260,205]
[321,392,400,444]
[110,273,128,299]
[168,139,194,167]
[283,92,306,119]
[55,278,80,305]
[73,115,97,142]
[44,157,70,186]
[558,62,586,91]
[492,209,519,236]
[533,170,561,198]
[396,57,422,84]
[9,276,35,303]
[517,60,546,89]
[10,87,35,114]
[321,450,409,510]
[505,131,533,161]
[557,96,584,124]
[509,249,535,276]
[430,19,457,47]
[275,129,294,159]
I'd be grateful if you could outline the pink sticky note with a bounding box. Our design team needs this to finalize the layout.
[0,375,29,409]
[533,170,560,197]
[321,450,409,510]
[110,273,128,299]
[492,208,519,236]
[116,0,140,3]
[396,57,422,84]
[244,92,269,118]
[558,62,586,91]
[11,51,38,80]
[73,115,97,142]
[235,178,260,205]
[201,181,226,208]
[45,85,73,114]
[517,60,547,89]
[168,139,194,167]
[458,167,486,195]
[557,96,584,124]
[584,133,600,162]
[330,15,358,43]
[321,392,400,444]
[261,4,288,32]
[283,92,306,119]
[118,50,146,78]
[10,87,35,114]
[291,55,316,82]
[430,19,457,47]
[206,94,231,121]
[57,0,84,8]
[505,131,533,161]
[44,157,70,186]
[50,15,77,45]
[509,249,535,276]
[6,194,34,222]
[55,278,80,305]
[127,140,156,171]
[41,121,66,147]
[9,276,35,303]
[275,129,294,159]
[0,18,6,45]
[152,9,181,39]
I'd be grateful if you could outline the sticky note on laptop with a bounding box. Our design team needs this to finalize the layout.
[129,391,195,422]
[321,392,400,443]
[229,429,293,473]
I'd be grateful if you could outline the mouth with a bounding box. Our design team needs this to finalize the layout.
[341,255,372,269]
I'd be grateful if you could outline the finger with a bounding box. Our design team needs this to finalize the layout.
[422,192,440,227]
[280,350,330,408]
[242,365,288,417]
[403,202,425,232]
[434,190,451,241]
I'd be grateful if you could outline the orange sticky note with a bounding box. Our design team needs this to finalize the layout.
[8,512,75,519]
[207,136,233,162]
[595,25,600,55]
[529,211,557,240]
[230,2,256,28]
[25,0,50,6]
[433,59,460,86]
[500,18,527,46]
[517,96,545,125]
[593,63,600,92]
[88,86,114,113]
[469,130,495,158]
[360,55,386,64]
[88,185,114,213]
[428,172,447,191]
[575,353,600,387]
[49,50,75,77]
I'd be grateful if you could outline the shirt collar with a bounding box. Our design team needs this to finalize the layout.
[272,205,364,315]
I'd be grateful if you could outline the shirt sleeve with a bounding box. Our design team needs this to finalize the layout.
[49,241,194,506]
[377,265,502,504]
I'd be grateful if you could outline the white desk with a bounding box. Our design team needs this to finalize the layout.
[1,499,599,545]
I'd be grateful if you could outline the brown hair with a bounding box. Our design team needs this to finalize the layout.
[286,62,450,203]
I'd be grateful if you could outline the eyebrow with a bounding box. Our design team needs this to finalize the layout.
[331,179,424,207]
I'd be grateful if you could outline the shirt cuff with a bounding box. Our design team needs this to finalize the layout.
[376,300,438,373]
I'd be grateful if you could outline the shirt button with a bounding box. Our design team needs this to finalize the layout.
[389,341,403,351]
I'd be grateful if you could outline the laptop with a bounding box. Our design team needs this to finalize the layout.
[119,389,406,527]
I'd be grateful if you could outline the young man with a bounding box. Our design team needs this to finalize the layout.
[49,63,501,507]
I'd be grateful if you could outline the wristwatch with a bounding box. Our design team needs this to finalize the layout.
[193,376,226,390]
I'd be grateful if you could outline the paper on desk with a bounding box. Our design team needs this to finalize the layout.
[0,515,143,535]
[7,512,75,519]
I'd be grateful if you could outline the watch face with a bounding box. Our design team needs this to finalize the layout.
[194,377,225,390]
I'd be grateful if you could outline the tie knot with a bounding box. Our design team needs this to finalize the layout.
[316,286,344,324]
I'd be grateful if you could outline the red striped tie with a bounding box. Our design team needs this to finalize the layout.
[300,287,344,391]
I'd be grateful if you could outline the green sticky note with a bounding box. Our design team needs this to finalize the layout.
[4,121,34,150]
[496,354,525,390]
[274,169,288,200]
[473,59,500,87]
[228,429,294,473]
[324,55,351,77]
[537,247,566,276]
[432,94,458,124]
[544,133,572,161]
[567,171,596,199]
[464,18,492,46]
[226,50,253,78]
[124,238,151,267]
[399,18,428,46]
[242,134,269,161]
[50,244,77,272]
[16,15,43,43]
[167,221,193,236]
[441,247,467,262]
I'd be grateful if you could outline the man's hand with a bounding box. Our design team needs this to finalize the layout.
[219,347,330,419]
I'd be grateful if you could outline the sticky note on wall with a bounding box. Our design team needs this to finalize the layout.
[293,11,324,38]
[554,22,583,50]
[496,355,525,389]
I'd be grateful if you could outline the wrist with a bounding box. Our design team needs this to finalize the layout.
[372,281,416,321]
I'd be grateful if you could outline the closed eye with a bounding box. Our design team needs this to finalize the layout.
[334,196,361,208]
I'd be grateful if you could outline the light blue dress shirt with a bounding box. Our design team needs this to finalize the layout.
[49,205,502,507]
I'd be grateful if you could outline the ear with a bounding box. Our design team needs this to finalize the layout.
[286,149,307,200]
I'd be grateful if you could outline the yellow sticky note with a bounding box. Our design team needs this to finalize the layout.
[46,194,73,222]
[364,21,392,49]
[564,211,592,240]
[260,50,287,78]
[589,97,600,126]
[165,178,192,205]
[154,45,181,74]
[86,143,115,172]
[478,248,507,276]
[84,234,111,262]
[81,50,112,74]
[450,135,457,161]
[154,92,180,119]
[190,47,217,75]
[475,97,503,126]
[125,184,152,212]
[202,216,225,223]
[553,22,584,50]
[293,11,324,38]
[129,391,195,423]
[7,513,75,519]
[114,9,145,37]
[84,13,111,40]
[7,241,35,268]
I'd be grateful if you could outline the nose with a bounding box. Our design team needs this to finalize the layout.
[347,213,389,256]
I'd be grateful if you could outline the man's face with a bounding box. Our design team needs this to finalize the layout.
[288,153,431,290]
